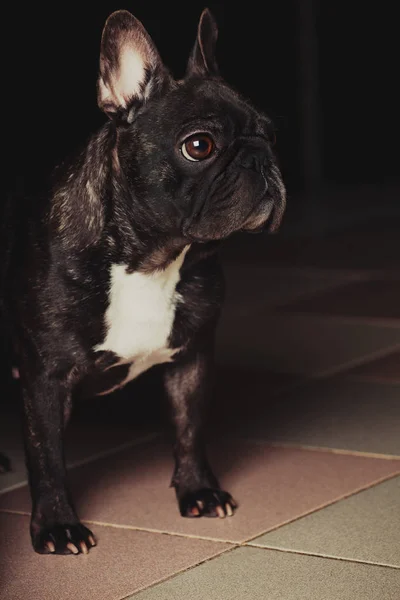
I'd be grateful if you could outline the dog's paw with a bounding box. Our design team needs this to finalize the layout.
[0,452,11,473]
[179,488,237,518]
[32,523,96,555]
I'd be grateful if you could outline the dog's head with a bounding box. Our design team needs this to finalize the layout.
[96,9,286,244]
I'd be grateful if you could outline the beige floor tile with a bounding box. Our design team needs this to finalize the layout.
[252,475,400,567]
[0,408,158,493]
[131,546,400,600]
[213,365,301,429]
[241,378,400,455]
[345,350,400,383]
[0,512,230,600]
[221,220,400,271]
[223,263,356,316]
[1,439,399,544]
[216,312,400,375]
[277,280,400,321]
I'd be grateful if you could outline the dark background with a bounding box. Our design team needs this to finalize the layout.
[4,1,399,202]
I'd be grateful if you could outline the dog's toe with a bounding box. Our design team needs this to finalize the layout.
[179,488,237,518]
[33,523,96,555]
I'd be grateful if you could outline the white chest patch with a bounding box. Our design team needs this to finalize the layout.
[95,246,189,391]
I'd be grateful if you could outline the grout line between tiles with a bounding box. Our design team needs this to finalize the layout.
[345,375,400,385]
[120,545,239,599]
[222,265,400,281]
[240,470,400,546]
[222,264,371,281]
[265,279,392,312]
[0,432,160,496]
[239,341,400,404]
[83,520,239,544]
[248,280,370,312]
[243,543,400,570]
[0,480,39,495]
[67,432,160,470]
[122,533,400,598]
[1,448,399,544]
[3,472,399,547]
[240,438,400,460]
[306,341,400,381]
[3,474,400,595]
[0,509,240,544]
[273,312,400,329]
[0,509,30,517]
[2,512,398,598]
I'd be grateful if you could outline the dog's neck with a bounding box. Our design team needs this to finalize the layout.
[50,124,114,250]
[50,123,190,272]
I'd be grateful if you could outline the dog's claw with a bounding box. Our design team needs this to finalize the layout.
[67,542,79,555]
[179,488,237,519]
[79,541,89,554]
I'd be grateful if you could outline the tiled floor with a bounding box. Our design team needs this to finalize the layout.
[1,219,400,599]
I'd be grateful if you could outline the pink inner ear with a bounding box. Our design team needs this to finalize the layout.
[98,10,165,113]
[99,47,149,110]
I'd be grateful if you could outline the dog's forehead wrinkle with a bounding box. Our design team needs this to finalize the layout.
[153,85,267,141]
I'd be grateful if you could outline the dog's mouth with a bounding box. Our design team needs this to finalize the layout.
[239,194,274,234]
[241,223,265,234]
[239,166,282,234]
[243,166,287,234]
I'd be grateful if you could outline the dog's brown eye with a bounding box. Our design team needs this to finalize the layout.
[181,134,214,162]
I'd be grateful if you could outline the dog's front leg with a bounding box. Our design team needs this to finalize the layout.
[164,347,236,519]
[21,369,95,555]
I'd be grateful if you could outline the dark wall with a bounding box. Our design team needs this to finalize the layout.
[4,1,398,201]
[317,3,398,187]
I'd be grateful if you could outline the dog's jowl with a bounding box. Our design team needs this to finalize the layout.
[2,9,286,554]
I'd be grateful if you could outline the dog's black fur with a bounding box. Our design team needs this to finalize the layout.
[1,9,286,554]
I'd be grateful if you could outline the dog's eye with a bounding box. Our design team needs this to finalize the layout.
[181,134,214,162]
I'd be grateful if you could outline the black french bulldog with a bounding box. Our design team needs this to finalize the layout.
[1,8,286,555]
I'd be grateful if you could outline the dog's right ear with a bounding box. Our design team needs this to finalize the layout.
[98,10,171,120]
[186,8,219,78]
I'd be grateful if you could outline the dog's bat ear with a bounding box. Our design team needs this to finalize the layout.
[186,8,219,78]
[98,10,171,120]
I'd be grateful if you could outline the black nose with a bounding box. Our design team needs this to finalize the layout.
[236,136,270,173]
[241,153,264,172]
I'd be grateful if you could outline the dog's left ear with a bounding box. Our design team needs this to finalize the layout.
[186,8,219,77]
[98,10,171,119]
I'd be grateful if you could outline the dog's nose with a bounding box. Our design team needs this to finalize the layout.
[237,137,269,173]
[241,153,263,172]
